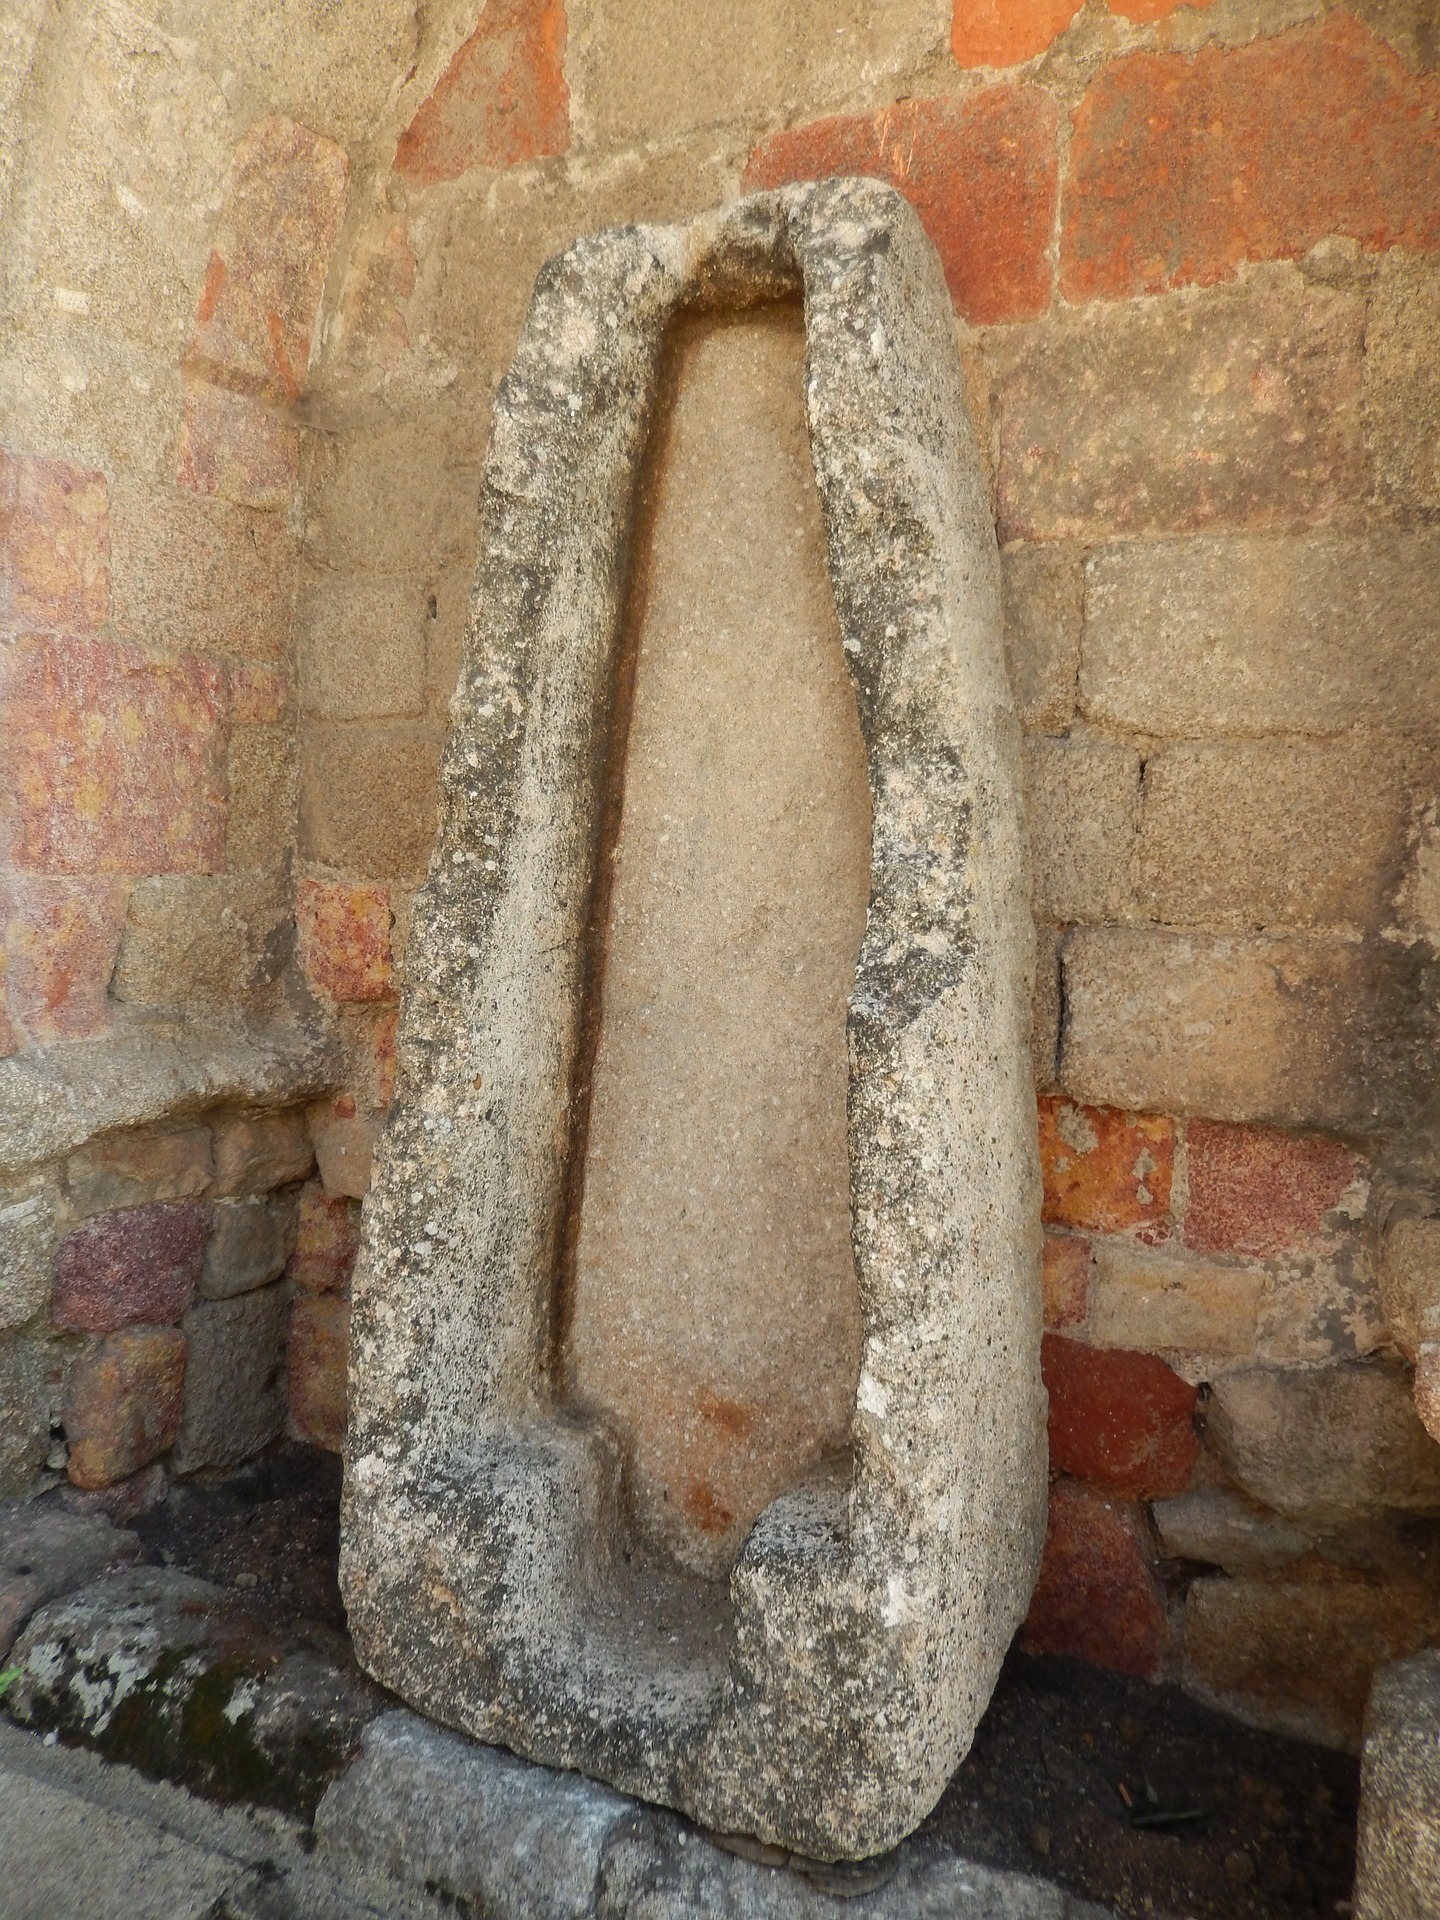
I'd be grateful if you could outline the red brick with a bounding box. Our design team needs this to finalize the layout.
[1184,1120,1356,1259]
[1062,16,1440,305]
[1042,1231,1091,1329]
[3,873,127,1043]
[185,117,349,405]
[395,0,569,183]
[0,451,109,637]
[64,1326,186,1489]
[1039,1096,1173,1237]
[1042,1333,1198,1496]
[288,1291,349,1451]
[53,1201,209,1334]
[175,376,300,512]
[0,634,227,875]
[951,0,1081,68]
[744,87,1060,325]
[1021,1478,1168,1677]
[288,1179,360,1295]
[296,879,393,1002]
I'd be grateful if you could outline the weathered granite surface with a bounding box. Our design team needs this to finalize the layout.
[1355,1650,1440,1920]
[0,1499,141,1657]
[318,1711,1109,1920]
[342,179,1045,1859]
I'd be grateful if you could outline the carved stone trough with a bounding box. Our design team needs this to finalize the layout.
[341,178,1046,1861]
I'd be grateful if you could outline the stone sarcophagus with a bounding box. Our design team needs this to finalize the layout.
[340,178,1046,1862]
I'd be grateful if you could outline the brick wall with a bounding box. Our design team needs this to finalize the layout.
[2,0,1438,1750]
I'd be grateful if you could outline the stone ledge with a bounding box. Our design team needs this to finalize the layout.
[316,1710,1114,1920]
[0,1014,339,1176]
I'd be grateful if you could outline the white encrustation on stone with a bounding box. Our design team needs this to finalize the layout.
[340,180,1045,1861]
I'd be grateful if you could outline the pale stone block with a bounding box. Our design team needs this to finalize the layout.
[1022,739,1138,925]
[1137,740,1408,933]
[1085,1241,1263,1369]
[1206,1361,1440,1527]
[211,1111,314,1199]
[298,724,444,879]
[111,484,298,664]
[112,876,292,1017]
[1356,1651,1440,1920]
[199,1195,294,1301]
[1364,251,1440,510]
[298,572,428,721]
[343,183,1045,1861]
[1001,544,1082,736]
[66,1127,212,1216]
[1082,530,1440,736]
[1151,1488,1312,1575]
[309,1106,379,1201]
[226,727,297,875]
[0,1173,57,1333]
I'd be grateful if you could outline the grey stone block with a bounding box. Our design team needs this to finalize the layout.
[0,1498,140,1657]
[1356,1650,1440,1920]
[200,1193,295,1300]
[172,1283,287,1474]
[317,1711,1111,1920]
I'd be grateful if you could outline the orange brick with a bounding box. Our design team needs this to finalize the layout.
[0,450,109,637]
[64,1326,186,1489]
[1107,0,1217,16]
[0,634,227,875]
[288,1179,361,1295]
[1184,1120,1357,1259]
[1042,1231,1091,1329]
[1022,1479,1168,1677]
[1038,1096,1173,1237]
[296,879,393,1002]
[395,0,569,183]
[288,1291,349,1451]
[744,86,1059,325]
[1042,1333,1198,1496]
[3,873,127,1043]
[1062,15,1440,304]
[951,0,1081,68]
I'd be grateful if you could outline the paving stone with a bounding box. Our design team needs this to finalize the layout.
[1206,1360,1440,1527]
[53,1200,208,1334]
[1084,1242,1264,1369]
[2,872,129,1044]
[296,880,394,1002]
[0,449,110,636]
[1355,1650,1440,1920]
[317,1709,1110,1920]
[5,1565,387,1817]
[0,1499,140,1657]
[200,1194,294,1300]
[172,1284,286,1475]
[1041,1233,1090,1332]
[308,1101,379,1200]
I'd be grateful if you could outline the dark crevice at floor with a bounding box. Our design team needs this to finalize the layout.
[115,1445,1359,1916]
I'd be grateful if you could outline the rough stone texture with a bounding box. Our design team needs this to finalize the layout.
[0,449,110,637]
[111,873,293,1019]
[0,634,228,874]
[297,880,395,1003]
[1041,1335,1198,1497]
[1022,740,1137,926]
[0,1501,140,1658]
[0,1336,62,1496]
[200,1194,293,1300]
[1365,251,1440,510]
[1355,1651,1440,1920]
[950,0,1082,68]
[0,1172,57,1331]
[317,1708,1109,1920]
[289,1181,361,1295]
[66,1126,213,1217]
[1000,545,1082,738]
[1020,1481,1167,1680]
[299,576,427,721]
[1062,16,1440,303]
[343,183,1045,1861]
[2,871,129,1044]
[744,87,1059,324]
[395,0,569,183]
[52,1199,208,1334]
[1207,1362,1440,1527]
[1041,1233,1090,1331]
[1082,531,1440,736]
[1037,1098,1172,1239]
[563,310,868,1580]
[299,725,446,879]
[227,724,298,874]
[63,1327,186,1489]
[172,1284,286,1474]
[990,273,1364,543]
[1150,1488,1313,1575]
[1185,1121,1358,1259]
[212,1109,314,1198]
[310,1101,380,1199]
[1061,928,1436,1132]
[1082,1241,1264,1368]
[289,1292,349,1453]
[1184,1576,1440,1752]
[6,1566,387,1817]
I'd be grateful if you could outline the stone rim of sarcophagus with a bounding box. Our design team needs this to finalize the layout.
[339,176,1046,1863]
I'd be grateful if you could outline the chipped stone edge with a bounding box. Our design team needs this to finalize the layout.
[342,178,1045,1861]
